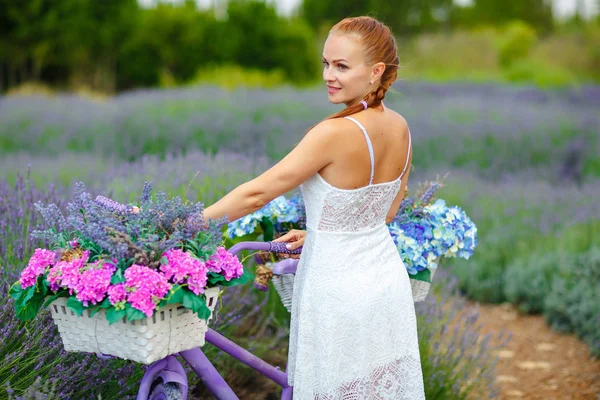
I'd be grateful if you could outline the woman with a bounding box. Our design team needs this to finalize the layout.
[204,16,425,400]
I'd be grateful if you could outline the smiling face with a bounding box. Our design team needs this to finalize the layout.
[322,33,384,107]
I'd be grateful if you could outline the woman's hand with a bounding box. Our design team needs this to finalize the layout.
[273,229,306,259]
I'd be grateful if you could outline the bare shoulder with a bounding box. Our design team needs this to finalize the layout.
[383,107,410,134]
[305,117,350,141]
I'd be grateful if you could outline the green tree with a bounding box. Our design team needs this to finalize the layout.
[471,0,554,33]
[71,0,138,92]
[300,0,370,33]
[225,0,319,82]
[0,0,138,92]
[118,1,219,89]
[300,0,453,35]
[0,0,67,89]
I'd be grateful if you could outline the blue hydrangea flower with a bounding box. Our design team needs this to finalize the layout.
[389,198,478,277]
[226,209,267,239]
[225,194,307,239]
[268,196,299,223]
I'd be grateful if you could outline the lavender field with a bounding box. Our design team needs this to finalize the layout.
[1,82,599,398]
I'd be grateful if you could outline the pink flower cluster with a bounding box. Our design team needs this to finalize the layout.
[20,245,244,318]
[121,264,172,317]
[75,261,117,306]
[206,247,244,281]
[20,248,57,289]
[161,249,208,295]
[47,251,90,293]
[108,283,127,305]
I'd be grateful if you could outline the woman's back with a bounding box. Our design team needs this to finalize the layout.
[298,106,412,233]
[318,105,411,191]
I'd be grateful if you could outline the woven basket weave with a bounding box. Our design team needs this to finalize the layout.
[272,272,295,313]
[266,262,437,313]
[47,287,221,365]
[410,268,436,302]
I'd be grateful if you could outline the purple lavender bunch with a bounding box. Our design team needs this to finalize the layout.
[392,180,443,225]
[95,195,128,215]
[419,182,441,205]
[28,181,226,273]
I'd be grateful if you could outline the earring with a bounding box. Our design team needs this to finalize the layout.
[369,81,373,85]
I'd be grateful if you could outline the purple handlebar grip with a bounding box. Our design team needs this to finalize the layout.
[268,241,302,255]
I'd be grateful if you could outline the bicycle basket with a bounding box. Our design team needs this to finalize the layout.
[47,287,221,365]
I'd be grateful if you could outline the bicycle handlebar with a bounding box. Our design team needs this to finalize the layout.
[228,241,303,257]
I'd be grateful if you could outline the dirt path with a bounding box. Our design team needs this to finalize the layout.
[461,299,600,400]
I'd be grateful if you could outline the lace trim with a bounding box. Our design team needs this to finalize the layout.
[316,176,402,232]
[310,357,425,400]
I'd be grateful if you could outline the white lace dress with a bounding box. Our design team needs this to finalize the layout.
[287,116,425,399]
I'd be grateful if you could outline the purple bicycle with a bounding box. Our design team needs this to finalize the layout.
[135,241,301,400]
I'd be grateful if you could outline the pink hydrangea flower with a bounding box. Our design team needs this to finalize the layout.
[127,288,156,317]
[187,270,208,295]
[161,249,197,283]
[46,251,89,293]
[161,249,208,294]
[76,267,113,306]
[205,254,221,273]
[124,264,171,316]
[207,247,244,281]
[107,283,127,305]
[20,248,57,289]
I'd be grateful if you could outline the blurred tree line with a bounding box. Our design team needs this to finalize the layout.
[0,0,318,92]
[0,0,597,93]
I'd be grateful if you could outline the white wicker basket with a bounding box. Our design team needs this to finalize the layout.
[47,287,221,365]
[272,273,295,313]
[410,268,436,302]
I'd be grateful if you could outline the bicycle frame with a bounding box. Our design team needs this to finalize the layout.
[136,241,300,400]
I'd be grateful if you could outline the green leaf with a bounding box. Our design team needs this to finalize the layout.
[9,282,24,302]
[66,297,86,316]
[125,304,147,321]
[106,307,127,325]
[164,285,185,305]
[409,268,431,283]
[110,268,126,285]
[16,284,38,309]
[43,291,69,308]
[185,240,199,253]
[89,298,112,317]
[117,258,131,270]
[219,269,253,287]
[260,217,274,242]
[36,275,48,296]
[15,296,44,321]
[207,272,225,286]
[182,290,211,320]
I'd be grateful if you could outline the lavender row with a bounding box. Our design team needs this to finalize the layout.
[1,82,597,180]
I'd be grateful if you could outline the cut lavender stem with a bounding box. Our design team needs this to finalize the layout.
[95,195,128,215]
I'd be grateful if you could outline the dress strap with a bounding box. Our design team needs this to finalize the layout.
[399,128,412,179]
[344,116,375,185]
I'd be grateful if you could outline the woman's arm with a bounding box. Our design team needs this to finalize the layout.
[203,119,342,223]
